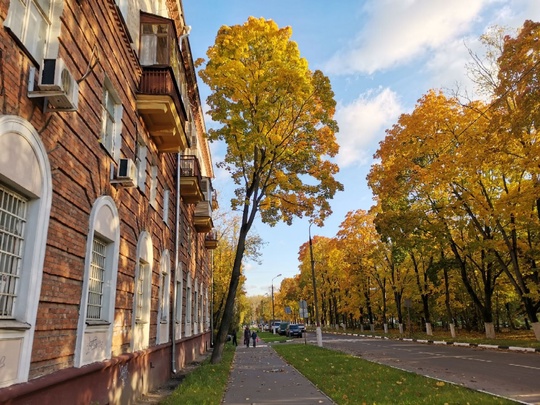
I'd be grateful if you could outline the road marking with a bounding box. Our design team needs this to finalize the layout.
[509,363,540,371]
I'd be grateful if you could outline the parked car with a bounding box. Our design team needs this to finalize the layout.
[278,321,290,335]
[286,323,303,338]
[271,321,282,333]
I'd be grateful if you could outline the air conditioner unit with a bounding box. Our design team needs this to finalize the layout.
[38,58,79,111]
[114,158,137,187]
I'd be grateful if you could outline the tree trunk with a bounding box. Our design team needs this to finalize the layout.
[449,322,456,338]
[532,322,540,341]
[484,322,496,339]
[210,223,248,364]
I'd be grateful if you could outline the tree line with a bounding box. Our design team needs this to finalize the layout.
[268,21,540,341]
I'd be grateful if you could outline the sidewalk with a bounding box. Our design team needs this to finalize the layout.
[221,343,334,405]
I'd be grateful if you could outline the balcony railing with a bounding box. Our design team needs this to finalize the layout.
[137,66,189,153]
[180,155,203,203]
[205,230,218,249]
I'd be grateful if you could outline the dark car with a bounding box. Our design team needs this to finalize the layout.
[286,323,303,338]
[278,321,289,335]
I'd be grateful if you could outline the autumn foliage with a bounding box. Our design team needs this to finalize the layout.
[271,20,540,342]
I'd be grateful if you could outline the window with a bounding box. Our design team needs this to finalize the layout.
[135,141,147,191]
[185,272,193,337]
[101,77,123,160]
[132,231,153,352]
[163,189,170,226]
[149,165,158,208]
[157,251,170,344]
[74,196,120,368]
[4,0,63,64]
[0,185,28,319]
[174,269,183,340]
[0,116,53,387]
[86,238,106,320]
[140,23,170,66]
[135,261,150,323]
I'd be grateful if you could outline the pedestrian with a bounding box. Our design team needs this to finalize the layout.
[244,326,251,347]
[232,328,238,346]
[251,330,258,348]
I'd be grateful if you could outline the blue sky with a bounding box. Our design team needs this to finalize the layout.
[183,0,540,296]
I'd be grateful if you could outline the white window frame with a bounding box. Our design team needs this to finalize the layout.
[185,273,192,337]
[193,279,199,335]
[174,263,183,340]
[4,0,63,64]
[101,77,123,161]
[0,185,28,320]
[163,188,170,226]
[156,250,170,344]
[135,140,147,191]
[149,165,158,209]
[74,196,120,367]
[131,231,153,352]
[0,116,52,387]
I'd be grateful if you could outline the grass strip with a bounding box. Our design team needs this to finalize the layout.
[273,343,516,405]
[161,343,235,405]
[257,331,289,343]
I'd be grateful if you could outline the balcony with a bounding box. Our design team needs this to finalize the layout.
[180,155,203,204]
[194,199,213,233]
[137,67,189,153]
[205,230,218,249]
[194,177,213,232]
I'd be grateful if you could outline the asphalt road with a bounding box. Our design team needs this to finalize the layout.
[306,332,540,404]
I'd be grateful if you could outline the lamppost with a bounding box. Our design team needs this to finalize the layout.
[271,274,282,334]
[309,222,323,347]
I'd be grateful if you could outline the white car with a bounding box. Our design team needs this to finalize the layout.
[271,321,281,333]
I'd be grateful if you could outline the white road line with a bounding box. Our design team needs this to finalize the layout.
[509,363,540,371]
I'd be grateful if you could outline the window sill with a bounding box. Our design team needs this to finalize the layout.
[0,320,31,330]
[86,320,111,326]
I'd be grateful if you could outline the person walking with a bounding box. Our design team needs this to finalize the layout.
[251,330,258,348]
[232,328,238,346]
[243,326,251,347]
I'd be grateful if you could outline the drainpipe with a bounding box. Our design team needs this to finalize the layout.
[171,152,181,374]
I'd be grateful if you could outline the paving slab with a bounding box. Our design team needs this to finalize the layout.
[222,343,334,405]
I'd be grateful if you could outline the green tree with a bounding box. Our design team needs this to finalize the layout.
[198,17,343,363]
[211,211,263,335]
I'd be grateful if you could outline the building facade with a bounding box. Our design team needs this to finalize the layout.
[0,0,217,403]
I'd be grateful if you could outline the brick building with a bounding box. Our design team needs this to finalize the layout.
[0,0,217,403]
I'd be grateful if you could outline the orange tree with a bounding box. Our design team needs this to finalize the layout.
[197,17,343,362]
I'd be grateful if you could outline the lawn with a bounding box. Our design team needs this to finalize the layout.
[273,343,517,405]
[161,343,235,405]
[323,327,540,349]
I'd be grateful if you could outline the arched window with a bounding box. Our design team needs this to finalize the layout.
[157,250,170,344]
[132,231,153,351]
[174,263,183,340]
[0,116,52,387]
[185,272,192,337]
[74,196,120,367]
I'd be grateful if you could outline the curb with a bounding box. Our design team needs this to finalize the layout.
[325,331,540,353]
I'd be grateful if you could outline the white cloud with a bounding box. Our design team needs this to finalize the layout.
[334,87,402,167]
[325,0,488,75]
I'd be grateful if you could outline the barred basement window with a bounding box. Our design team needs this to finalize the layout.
[0,184,27,319]
[87,238,106,320]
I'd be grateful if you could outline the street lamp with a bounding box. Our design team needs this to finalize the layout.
[271,274,282,334]
[309,222,323,347]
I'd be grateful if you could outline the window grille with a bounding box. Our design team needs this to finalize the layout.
[135,265,144,322]
[0,184,27,319]
[87,238,106,320]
